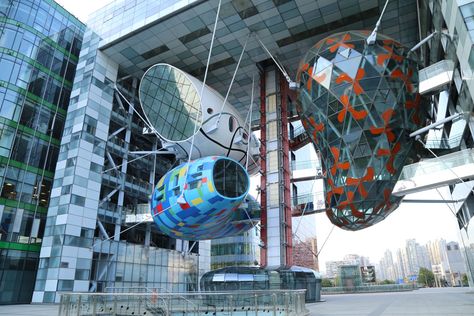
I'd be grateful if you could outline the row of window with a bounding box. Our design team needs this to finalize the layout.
[0,249,39,304]
[0,206,46,244]
[0,164,53,207]
[0,23,78,82]
[0,55,72,111]
[461,2,474,40]
[211,242,256,256]
[0,0,83,56]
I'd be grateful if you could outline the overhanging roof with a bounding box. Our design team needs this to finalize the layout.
[96,0,420,121]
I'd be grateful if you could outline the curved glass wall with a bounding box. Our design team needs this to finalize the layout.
[0,0,84,304]
[139,64,202,142]
[200,266,321,303]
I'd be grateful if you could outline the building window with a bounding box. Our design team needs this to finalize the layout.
[460,3,474,40]
[469,48,474,70]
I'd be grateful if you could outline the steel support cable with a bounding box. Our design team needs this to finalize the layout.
[416,138,473,277]
[245,74,255,170]
[114,86,161,140]
[293,172,321,237]
[242,191,261,231]
[178,0,222,203]
[102,151,159,174]
[417,138,474,193]
[417,138,470,227]
[255,34,292,84]
[214,32,251,128]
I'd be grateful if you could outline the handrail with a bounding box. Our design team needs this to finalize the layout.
[63,289,307,296]
[59,290,309,315]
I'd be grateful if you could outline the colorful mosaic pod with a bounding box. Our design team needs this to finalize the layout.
[296,31,425,231]
[150,156,254,240]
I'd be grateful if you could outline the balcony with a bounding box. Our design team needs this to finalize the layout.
[289,125,311,151]
[418,60,454,95]
[292,191,326,216]
[392,148,474,196]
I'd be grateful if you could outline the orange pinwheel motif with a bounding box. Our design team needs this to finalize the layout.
[326,33,355,53]
[405,94,422,125]
[346,167,375,198]
[335,68,366,95]
[337,191,365,218]
[391,68,414,93]
[373,189,393,215]
[377,42,404,66]
[301,63,328,92]
[329,147,350,176]
[370,109,396,142]
[309,116,324,132]
[386,142,401,174]
[338,94,368,123]
[296,31,424,231]
[326,178,344,204]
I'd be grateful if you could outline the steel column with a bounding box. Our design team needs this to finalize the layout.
[280,73,293,266]
[259,70,268,267]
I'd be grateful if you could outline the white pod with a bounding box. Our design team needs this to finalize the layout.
[139,63,260,175]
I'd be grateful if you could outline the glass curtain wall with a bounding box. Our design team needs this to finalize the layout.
[0,0,84,304]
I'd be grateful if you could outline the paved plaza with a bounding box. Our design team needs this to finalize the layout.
[0,288,473,315]
[0,303,58,316]
[308,287,474,316]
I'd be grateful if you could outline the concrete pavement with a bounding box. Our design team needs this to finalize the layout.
[0,304,58,316]
[307,287,474,316]
[0,288,473,315]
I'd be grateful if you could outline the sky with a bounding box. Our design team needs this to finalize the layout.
[56,0,463,272]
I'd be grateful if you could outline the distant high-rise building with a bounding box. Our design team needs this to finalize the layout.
[325,254,370,279]
[396,249,407,280]
[293,237,318,271]
[379,249,399,281]
[427,239,450,268]
[398,239,432,278]
[446,241,467,286]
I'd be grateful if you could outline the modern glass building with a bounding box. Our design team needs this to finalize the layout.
[0,0,471,306]
[0,0,84,304]
[200,266,322,303]
[211,227,260,270]
[416,0,474,288]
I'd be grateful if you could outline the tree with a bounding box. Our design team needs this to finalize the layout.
[380,279,395,285]
[418,267,435,287]
[321,278,334,287]
[462,274,469,287]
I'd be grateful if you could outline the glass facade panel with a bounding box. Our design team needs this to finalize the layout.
[139,64,202,142]
[0,0,84,304]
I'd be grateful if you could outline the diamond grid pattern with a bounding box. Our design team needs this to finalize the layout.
[296,31,425,231]
[96,0,420,121]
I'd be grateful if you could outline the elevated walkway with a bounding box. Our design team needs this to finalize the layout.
[292,192,326,216]
[289,125,311,151]
[393,148,474,196]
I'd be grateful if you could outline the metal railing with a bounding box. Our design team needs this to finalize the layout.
[290,160,321,171]
[398,148,474,181]
[58,290,308,316]
[321,283,416,294]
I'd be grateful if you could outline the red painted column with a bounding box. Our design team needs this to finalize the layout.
[259,71,268,267]
[280,73,293,266]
